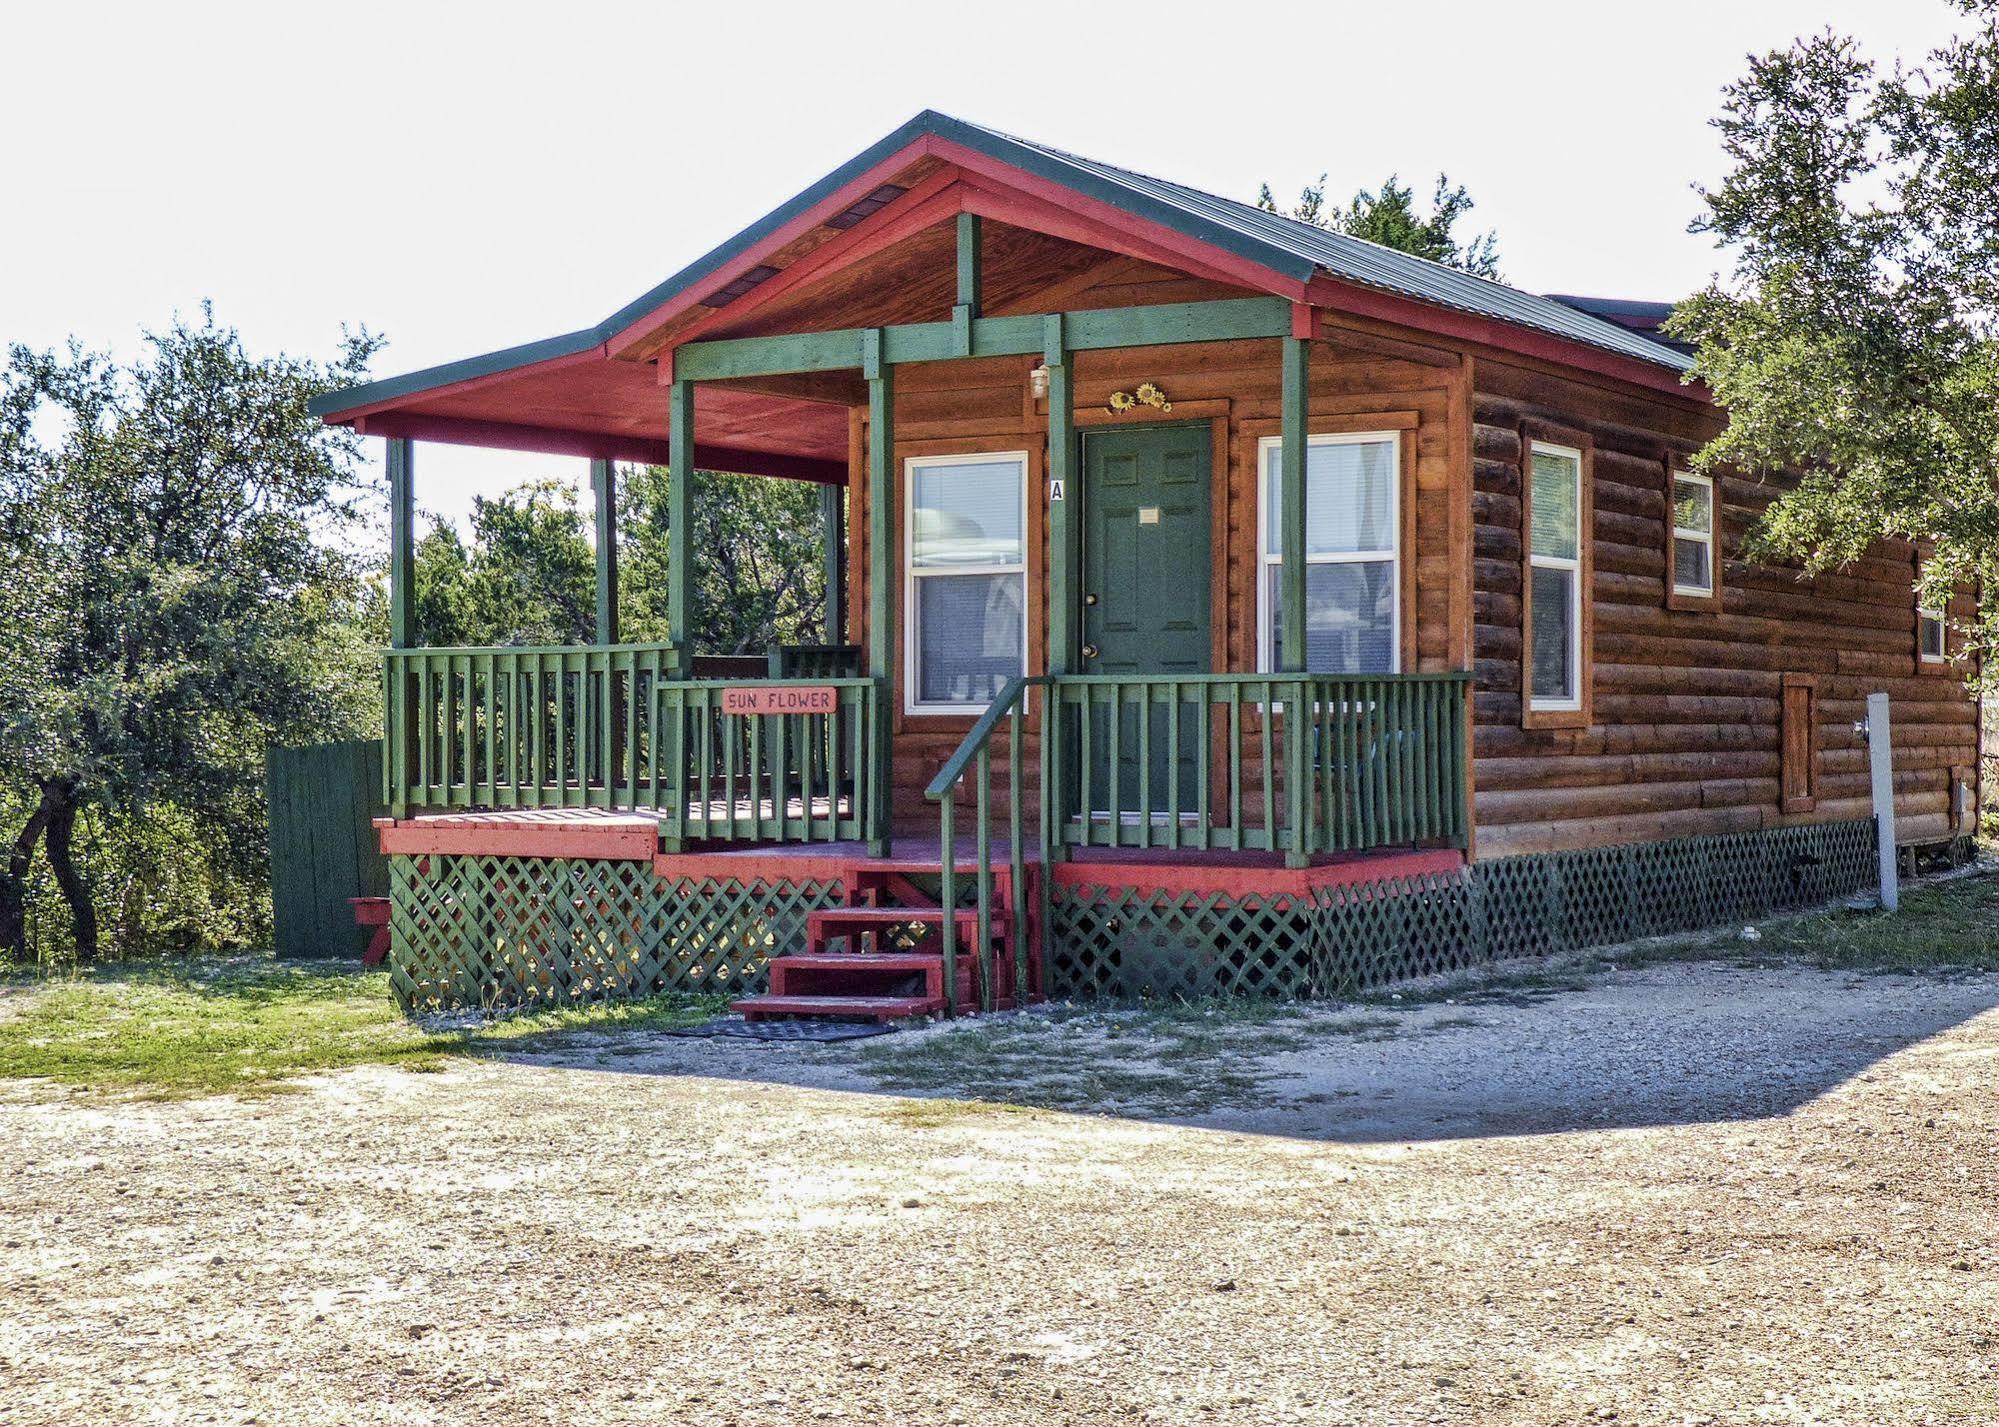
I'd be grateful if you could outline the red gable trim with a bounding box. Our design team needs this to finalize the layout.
[606,137,952,357]
[1304,275,1707,403]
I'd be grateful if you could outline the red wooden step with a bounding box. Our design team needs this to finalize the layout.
[731,993,945,1023]
[773,952,968,972]
[809,906,1010,931]
[808,905,1011,957]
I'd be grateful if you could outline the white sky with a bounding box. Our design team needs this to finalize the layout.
[0,0,1966,535]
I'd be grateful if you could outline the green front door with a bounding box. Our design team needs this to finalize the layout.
[1079,423,1212,816]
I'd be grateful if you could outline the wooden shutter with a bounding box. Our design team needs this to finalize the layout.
[1780,674,1818,814]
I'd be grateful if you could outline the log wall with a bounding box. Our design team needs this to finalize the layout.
[842,265,1472,834]
[1470,357,1979,857]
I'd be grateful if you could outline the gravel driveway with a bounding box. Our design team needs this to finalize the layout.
[4,959,1997,1426]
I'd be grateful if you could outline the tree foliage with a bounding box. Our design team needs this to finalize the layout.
[410,464,830,655]
[1668,2,1999,664]
[621,464,829,653]
[1257,172,1502,279]
[0,308,380,960]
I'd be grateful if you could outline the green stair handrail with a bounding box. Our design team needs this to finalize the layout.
[925,676,1047,1016]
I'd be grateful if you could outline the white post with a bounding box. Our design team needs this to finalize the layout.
[1866,691,1898,911]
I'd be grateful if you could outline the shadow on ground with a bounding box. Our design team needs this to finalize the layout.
[486,953,1999,1145]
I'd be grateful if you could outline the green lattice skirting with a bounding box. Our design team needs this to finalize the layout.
[387,820,1878,1013]
[386,854,841,1012]
[1045,818,1880,1001]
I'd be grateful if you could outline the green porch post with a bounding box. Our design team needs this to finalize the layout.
[1279,336,1309,672]
[387,437,415,650]
[1045,316,1075,673]
[1044,316,1075,862]
[819,481,845,644]
[865,330,894,856]
[385,436,416,818]
[590,457,619,645]
[667,375,695,656]
[1279,336,1310,867]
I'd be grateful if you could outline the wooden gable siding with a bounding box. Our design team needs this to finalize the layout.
[1470,358,1978,857]
[839,260,1469,833]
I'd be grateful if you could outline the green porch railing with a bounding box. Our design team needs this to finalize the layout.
[925,671,1469,1014]
[382,645,885,844]
[654,677,880,845]
[1043,673,1470,859]
[383,643,685,813]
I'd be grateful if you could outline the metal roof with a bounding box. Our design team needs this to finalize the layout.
[956,118,1692,373]
[312,111,1690,421]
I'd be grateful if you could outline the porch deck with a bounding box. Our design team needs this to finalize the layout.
[375,806,1464,893]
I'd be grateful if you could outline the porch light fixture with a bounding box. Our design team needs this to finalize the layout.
[1029,362,1050,400]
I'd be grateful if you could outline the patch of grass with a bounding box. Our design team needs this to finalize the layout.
[0,956,723,1099]
[1676,873,1999,973]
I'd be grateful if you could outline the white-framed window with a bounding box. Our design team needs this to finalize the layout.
[1671,470,1714,596]
[903,450,1028,713]
[1528,442,1584,711]
[1919,605,1946,663]
[1255,431,1400,674]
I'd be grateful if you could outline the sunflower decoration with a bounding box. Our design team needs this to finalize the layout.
[1135,382,1173,412]
[1107,389,1137,415]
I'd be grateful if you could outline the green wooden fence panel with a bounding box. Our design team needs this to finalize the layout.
[267,739,387,959]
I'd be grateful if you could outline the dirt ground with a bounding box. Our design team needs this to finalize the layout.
[4,958,1998,1426]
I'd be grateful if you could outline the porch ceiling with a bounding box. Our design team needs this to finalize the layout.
[346,357,852,482]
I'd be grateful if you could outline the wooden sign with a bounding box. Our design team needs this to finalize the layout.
[721,684,837,716]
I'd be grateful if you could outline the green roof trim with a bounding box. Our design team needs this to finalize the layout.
[311,111,1689,422]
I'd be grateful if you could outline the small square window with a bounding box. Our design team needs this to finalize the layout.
[1919,608,1946,663]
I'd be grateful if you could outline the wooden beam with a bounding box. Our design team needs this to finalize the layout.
[355,411,846,484]
[819,481,845,644]
[955,211,982,314]
[387,437,415,649]
[667,377,695,649]
[865,330,894,855]
[591,457,619,645]
[670,295,1294,381]
[1279,337,1308,673]
[1044,315,1077,675]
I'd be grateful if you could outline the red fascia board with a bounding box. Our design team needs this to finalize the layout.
[931,139,1309,300]
[607,137,949,357]
[1304,275,1707,403]
[352,412,847,483]
[952,175,1282,296]
[654,174,970,369]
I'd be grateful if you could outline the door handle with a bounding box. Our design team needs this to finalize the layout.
[1082,644,1098,660]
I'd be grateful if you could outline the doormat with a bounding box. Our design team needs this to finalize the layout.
[664,1016,897,1043]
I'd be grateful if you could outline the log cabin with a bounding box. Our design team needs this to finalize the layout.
[312,112,1979,1017]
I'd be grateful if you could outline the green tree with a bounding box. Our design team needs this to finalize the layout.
[1668,2,1999,663]
[1258,172,1502,279]
[620,464,828,653]
[0,308,380,960]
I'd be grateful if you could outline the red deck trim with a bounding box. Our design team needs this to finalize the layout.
[653,848,859,883]
[379,812,661,861]
[1052,847,1466,899]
